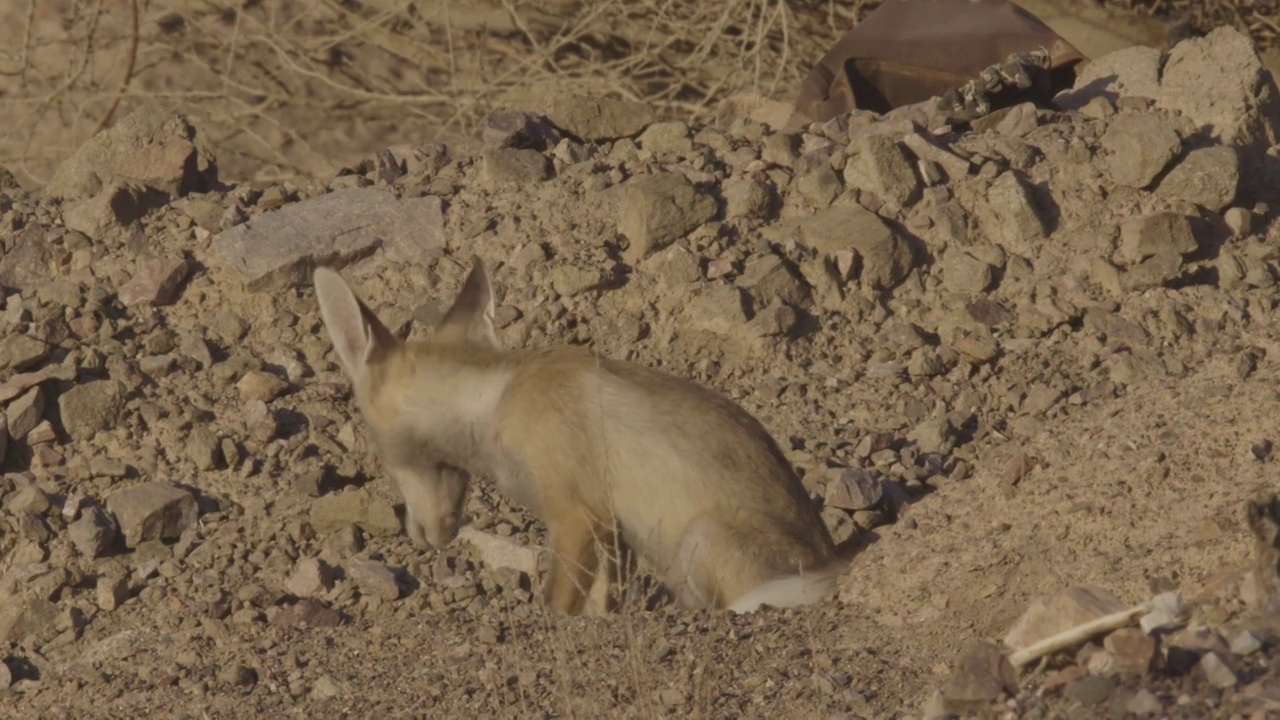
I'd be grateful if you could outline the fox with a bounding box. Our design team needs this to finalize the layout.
[312,256,848,614]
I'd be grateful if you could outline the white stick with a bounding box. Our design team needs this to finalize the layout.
[1008,602,1152,668]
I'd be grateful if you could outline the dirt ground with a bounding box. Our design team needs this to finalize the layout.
[6,2,1280,719]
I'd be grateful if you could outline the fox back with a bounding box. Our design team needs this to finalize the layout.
[314,258,841,614]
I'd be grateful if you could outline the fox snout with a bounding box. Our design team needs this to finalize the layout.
[388,462,470,549]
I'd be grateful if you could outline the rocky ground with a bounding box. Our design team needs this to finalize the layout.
[6,19,1280,720]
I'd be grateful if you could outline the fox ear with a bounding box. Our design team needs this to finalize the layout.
[313,266,399,379]
[438,255,498,349]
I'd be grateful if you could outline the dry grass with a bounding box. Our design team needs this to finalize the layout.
[0,0,863,188]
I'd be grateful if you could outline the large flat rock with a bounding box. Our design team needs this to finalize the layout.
[213,188,446,291]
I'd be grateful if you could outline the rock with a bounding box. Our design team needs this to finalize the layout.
[616,173,718,264]
[794,164,842,207]
[0,658,10,689]
[45,110,216,200]
[543,95,656,141]
[0,415,6,466]
[1021,384,1063,416]
[795,204,914,290]
[1065,674,1116,706]
[347,559,401,601]
[309,488,400,537]
[551,265,612,297]
[1056,46,1162,109]
[686,284,750,336]
[237,370,289,403]
[1100,114,1182,188]
[479,148,551,187]
[186,427,223,471]
[1121,249,1183,292]
[910,417,958,455]
[1125,689,1164,715]
[1155,146,1239,212]
[722,175,776,220]
[737,255,808,308]
[285,558,337,599]
[457,526,539,577]
[824,468,883,511]
[105,482,198,548]
[1103,628,1157,674]
[217,663,258,688]
[61,183,154,238]
[0,335,49,373]
[1158,27,1280,160]
[844,134,921,207]
[938,641,1018,713]
[480,111,561,149]
[1230,629,1263,655]
[272,598,343,628]
[213,188,446,291]
[1119,213,1199,264]
[10,486,50,515]
[117,255,191,307]
[310,673,350,698]
[746,302,797,337]
[986,171,1046,250]
[1003,585,1128,650]
[1197,651,1238,688]
[69,506,118,558]
[58,379,126,441]
[714,92,795,132]
[941,251,993,294]
[953,333,999,364]
[96,574,129,611]
[638,122,693,158]
[5,386,45,440]
[0,597,59,645]
[644,245,701,287]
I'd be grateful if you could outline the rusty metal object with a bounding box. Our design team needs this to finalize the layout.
[791,0,1086,127]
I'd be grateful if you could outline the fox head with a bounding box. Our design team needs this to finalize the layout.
[312,257,499,548]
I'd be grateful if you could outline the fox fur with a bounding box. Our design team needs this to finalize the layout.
[313,257,846,614]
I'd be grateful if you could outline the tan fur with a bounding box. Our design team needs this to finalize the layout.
[313,258,843,614]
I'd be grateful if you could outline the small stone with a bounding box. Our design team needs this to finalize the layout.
[844,133,921,207]
[69,506,119,558]
[939,641,1018,713]
[637,121,693,157]
[824,468,883,511]
[0,335,49,373]
[285,558,337,599]
[1197,651,1238,688]
[1103,628,1157,674]
[686,284,751,336]
[217,663,258,688]
[986,171,1046,250]
[0,597,59,644]
[616,173,718,264]
[1022,384,1063,416]
[96,574,129,611]
[479,148,551,187]
[480,110,561,149]
[1122,250,1183,292]
[722,175,776,220]
[910,417,957,455]
[1100,114,1182,188]
[311,673,349,698]
[794,204,914,290]
[737,254,808,308]
[941,251,993,294]
[1065,674,1116,706]
[117,255,191,307]
[310,488,400,537]
[5,386,45,440]
[186,427,223,470]
[1230,629,1263,655]
[61,183,151,238]
[347,559,400,601]
[237,370,290,403]
[105,482,199,548]
[58,379,126,441]
[1155,146,1239,212]
[457,526,539,577]
[1004,585,1128,650]
[551,265,612,297]
[1119,213,1199,265]
[272,598,343,628]
[1125,689,1164,716]
[543,95,656,141]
